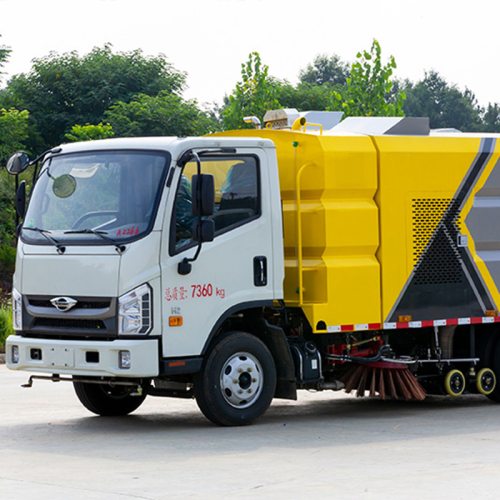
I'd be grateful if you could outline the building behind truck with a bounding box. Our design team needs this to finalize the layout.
[5,108,500,425]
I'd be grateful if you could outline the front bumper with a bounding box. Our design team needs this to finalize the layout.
[6,335,159,378]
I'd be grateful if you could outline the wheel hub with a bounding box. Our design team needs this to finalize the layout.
[220,352,263,408]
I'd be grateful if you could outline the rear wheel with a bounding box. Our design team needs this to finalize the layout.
[487,337,500,402]
[444,369,465,396]
[477,368,496,395]
[195,332,276,426]
[73,380,147,416]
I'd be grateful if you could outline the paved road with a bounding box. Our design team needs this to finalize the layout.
[2,364,500,500]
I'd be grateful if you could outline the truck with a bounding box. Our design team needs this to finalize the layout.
[5,108,500,425]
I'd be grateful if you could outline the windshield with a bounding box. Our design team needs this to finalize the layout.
[22,150,170,246]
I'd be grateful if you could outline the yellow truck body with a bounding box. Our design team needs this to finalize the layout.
[216,126,500,335]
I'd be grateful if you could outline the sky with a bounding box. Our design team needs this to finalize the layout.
[1,0,500,109]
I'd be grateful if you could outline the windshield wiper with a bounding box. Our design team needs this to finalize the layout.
[22,227,66,254]
[64,229,126,254]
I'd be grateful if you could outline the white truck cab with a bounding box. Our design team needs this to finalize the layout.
[6,136,286,425]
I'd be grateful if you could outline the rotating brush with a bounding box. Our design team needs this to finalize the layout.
[340,361,426,401]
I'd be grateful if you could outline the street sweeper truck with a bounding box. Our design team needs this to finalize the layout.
[5,108,500,425]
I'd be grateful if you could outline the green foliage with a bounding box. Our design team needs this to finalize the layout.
[0,303,13,347]
[333,40,405,117]
[0,108,30,164]
[0,107,29,250]
[0,34,11,83]
[106,91,213,137]
[276,82,334,112]
[0,171,17,267]
[0,243,15,279]
[299,54,349,87]
[222,52,281,130]
[403,71,483,131]
[0,178,15,245]
[65,123,114,142]
[0,243,15,268]
[0,102,29,260]
[222,43,404,124]
[0,44,186,151]
[482,103,500,132]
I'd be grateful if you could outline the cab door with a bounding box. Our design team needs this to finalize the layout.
[160,149,276,358]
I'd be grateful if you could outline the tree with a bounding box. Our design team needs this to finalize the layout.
[403,71,482,131]
[0,108,29,164]
[0,34,11,83]
[65,123,114,142]
[0,45,186,152]
[222,52,281,130]
[333,39,405,117]
[0,169,16,246]
[222,43,406,128]
[0,107,29,250]
[482,103,500,132]
[276,82,333,112]
[0,38,28,256]
[299,54,349,87]
[105,91,213,137]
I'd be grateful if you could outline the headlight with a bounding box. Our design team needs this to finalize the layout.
[12,288,22,331]
[118,284,152,335]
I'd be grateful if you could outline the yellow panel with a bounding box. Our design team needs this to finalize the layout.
[213,129,500,328]
[214,129,380,331]
[373,136,484,321]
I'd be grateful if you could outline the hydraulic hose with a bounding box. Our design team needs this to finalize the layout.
[323,344,393,364]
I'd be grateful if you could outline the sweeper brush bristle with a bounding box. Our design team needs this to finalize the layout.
[340,363,426,401]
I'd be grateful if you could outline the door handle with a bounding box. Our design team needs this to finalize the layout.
[253,256,267,287]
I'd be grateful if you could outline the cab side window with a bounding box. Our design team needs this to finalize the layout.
[172,155,260,253]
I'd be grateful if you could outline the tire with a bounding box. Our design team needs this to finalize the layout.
[195,332,276,426]
[487,336,500,402]
[444,369,466,396]
[476,368,496,395]
[73,380,147,416]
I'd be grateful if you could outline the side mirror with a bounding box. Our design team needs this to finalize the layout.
[15,180,26,220]
[192,174,214,216]
[177,173,215,276]
[193,219,215,243]
[6,151,30,175]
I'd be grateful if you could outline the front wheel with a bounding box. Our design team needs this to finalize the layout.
[195,332,276,426]
[73,380,147,416]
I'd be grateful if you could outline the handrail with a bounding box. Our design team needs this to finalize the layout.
[302,122,323,135]
[295,162,315,305]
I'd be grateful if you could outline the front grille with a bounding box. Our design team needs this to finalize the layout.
[33,318,106,330]
[24,295,117,337]
[28,299,110,309]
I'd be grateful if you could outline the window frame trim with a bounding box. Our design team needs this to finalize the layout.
[168,153,262,257]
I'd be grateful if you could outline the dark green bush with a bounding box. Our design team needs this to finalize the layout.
[0,243,15,276]
[0,304,12,347]
[0,171,16,247]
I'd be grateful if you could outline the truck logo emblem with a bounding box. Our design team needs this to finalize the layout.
[50,297,78,312]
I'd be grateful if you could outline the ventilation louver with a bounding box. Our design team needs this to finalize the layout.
[412,199,463,285]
